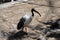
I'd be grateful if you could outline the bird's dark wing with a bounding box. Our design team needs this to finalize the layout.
[17,17,26,30]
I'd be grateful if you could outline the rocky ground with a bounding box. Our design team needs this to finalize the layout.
[0,0,60,40]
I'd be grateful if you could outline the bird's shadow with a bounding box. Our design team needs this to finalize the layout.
[8,30,28,40]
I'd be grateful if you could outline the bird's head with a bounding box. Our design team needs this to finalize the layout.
[31,8,41,17]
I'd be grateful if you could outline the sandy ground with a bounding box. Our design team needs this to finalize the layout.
[0,0,60,40]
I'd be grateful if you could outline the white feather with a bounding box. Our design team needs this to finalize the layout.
[23,14,33,26]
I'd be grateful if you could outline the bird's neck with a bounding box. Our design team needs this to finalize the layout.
[31,10,34,17]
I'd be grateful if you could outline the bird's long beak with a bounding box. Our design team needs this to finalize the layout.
[37,12,41,17]
[32,8,41,17]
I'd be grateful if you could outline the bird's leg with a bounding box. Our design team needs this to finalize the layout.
[22,27,24,31]
[25,27,28,33]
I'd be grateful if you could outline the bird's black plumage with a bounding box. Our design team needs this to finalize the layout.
[17,17,26,30]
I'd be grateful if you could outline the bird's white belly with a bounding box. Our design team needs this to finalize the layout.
[23,14,33,27]
[24,17,32,27]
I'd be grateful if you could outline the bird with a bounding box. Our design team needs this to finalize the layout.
[17,8,41,32]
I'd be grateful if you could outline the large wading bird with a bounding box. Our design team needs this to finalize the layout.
[17,8,41,32]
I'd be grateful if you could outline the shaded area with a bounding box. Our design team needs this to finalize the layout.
[0,0,17,4]
[47,32,60,38]
[8,30,28,40]
[34,25,42,30]
[0,0,11,4]
[38,19,60,30]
